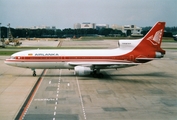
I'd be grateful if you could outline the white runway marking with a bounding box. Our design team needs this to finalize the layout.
[76,76,87,119]
[53,69,62,119]
[54,111,56,115]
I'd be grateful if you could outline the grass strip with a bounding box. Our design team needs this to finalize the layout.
[0,51,17,56]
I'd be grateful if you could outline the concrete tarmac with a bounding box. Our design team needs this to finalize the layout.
[23,57,177,120]
[0,39,59,119]
[0,39,177,120]
[20,39,60,47]
[0,56,43,120]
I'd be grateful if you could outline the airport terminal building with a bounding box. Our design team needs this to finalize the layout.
[74,23,109,30]
[74,22,142,36]
[74,23,96,29]
[16,26,56,30]
[112,24,143,36]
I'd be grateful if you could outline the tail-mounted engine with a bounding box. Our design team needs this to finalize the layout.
[155,52,164,58]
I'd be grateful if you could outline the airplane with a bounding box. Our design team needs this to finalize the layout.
[173,34,177,41]
[4,22,166,77]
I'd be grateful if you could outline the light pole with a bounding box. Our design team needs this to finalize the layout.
[7,23,10,40]
[0,23,5,48]
[0,23,1,42]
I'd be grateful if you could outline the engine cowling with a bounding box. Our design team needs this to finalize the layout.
[74,66,92,76]
[118,40,141,49]
[155,52,164,58]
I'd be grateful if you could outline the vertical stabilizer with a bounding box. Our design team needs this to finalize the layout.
[137,22,166,55]
[144,22,165,47]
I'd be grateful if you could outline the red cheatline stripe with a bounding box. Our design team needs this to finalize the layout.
[13,55,126,59]
[5,59,132,63]
[6,55,134,62]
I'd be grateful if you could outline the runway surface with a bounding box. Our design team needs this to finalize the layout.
[0,39,177,120]
[23,59,177,120]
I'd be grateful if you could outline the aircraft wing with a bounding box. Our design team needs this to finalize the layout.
[68,61,141,68]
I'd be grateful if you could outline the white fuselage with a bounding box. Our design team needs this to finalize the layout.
[4,22,166,76]
[4,39,141,69]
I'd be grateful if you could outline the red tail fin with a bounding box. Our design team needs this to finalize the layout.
[144,22,165,46]
[139,22,166,55]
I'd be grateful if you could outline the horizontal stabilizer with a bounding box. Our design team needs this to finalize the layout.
[136,58,160,63]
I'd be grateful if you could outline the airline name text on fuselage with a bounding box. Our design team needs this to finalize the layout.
[35,53,59,56]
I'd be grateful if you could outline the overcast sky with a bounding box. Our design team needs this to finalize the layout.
[0,0,177,29]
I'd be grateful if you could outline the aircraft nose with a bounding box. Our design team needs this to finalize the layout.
[4,59,16,66]
[4,59,10,65]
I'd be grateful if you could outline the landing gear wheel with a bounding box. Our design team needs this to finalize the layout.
[91,69,104,78]
[98,73,104,78]
[33,71,36,76]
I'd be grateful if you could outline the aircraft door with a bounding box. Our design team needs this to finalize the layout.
[61,55,65,62]
[130,55,134,62]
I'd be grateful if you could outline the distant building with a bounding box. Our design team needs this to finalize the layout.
[30,26,51,29]
[95,24,109,30]
[81,23,95,29]
[74,23,109,29]
[51,26,56,31]
[16,26,56,30]
[16,26,29,29]
[74,22,96,29]
[111,24,122,30]
[74,23,81,29]
[111,24,143,36]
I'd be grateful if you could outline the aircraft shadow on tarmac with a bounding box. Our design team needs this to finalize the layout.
[10,70,172,85]
[43,74,76,77]
[101,71,173,84]
[105,71,171,77]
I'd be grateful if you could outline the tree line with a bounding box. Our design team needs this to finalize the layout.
[142,26,177,37]
[0,26,176,39]
[0,27,123,39]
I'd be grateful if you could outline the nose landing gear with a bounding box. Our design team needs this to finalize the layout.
[32,69,36,76]
[33,71,36,76]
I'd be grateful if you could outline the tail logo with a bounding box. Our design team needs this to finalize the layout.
[147,29,163,45]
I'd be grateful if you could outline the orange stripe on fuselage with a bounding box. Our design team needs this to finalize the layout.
[9,49,156,63]
[7,55,136,63]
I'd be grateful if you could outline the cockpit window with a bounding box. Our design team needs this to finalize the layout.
[10,56,15,59]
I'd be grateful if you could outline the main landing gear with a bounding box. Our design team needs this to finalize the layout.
[90,69,104,78]
[32,69,36,76]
